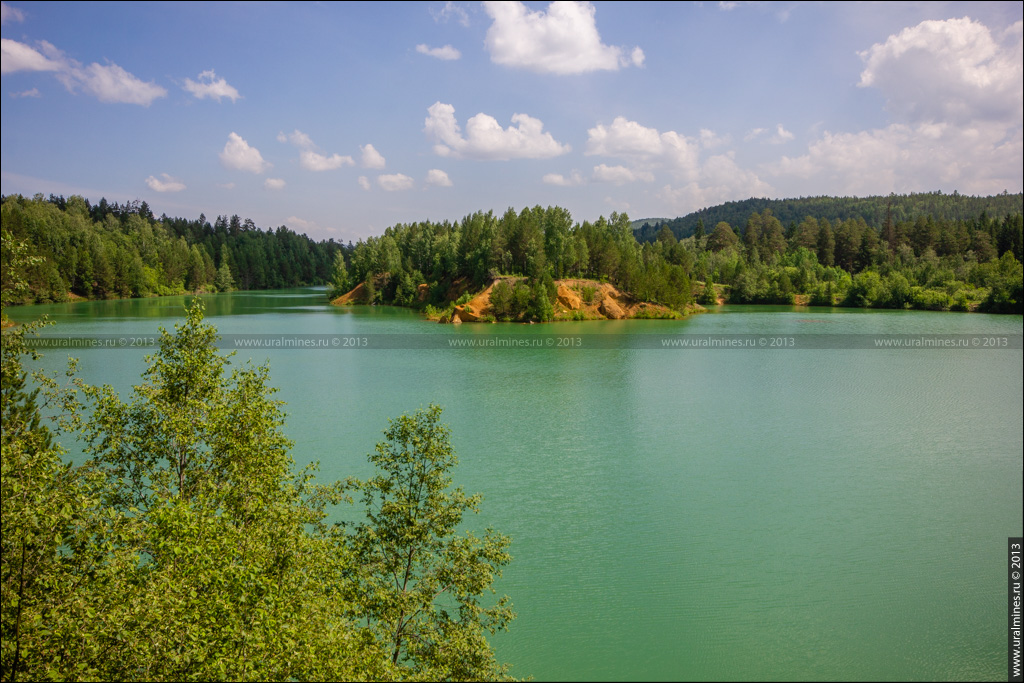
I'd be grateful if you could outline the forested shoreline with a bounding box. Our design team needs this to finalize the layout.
[0,194,344,303]
[332,193,1023,317]
[2,191,1022,315]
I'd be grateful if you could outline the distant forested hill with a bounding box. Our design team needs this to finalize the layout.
[634,192,1024,242]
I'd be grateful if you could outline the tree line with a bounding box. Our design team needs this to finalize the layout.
[634,191,1024,243]
[682,207,1023,312]
[1,194,345,303]
[332,199,1022,316]
[4,190,1021,315]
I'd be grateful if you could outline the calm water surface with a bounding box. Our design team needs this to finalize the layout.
[9,289,1023,681]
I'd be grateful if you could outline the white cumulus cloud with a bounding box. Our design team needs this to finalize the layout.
[2,38,166,105]
[183,69,241,103]
[357,176,371,191]
[587,116,664,157]
[425,169,453,187]
[858,17,1023,125]
[584,115,773,213]
[542,171,584,186]
[286,216,314,230]
[1,38,61,74]
[483,1,643,74]
[277,129,315,148]
[9,87,40,98]
[378,173,415,191]
[424,101,570,160]
[220,132,271,174]
[361,144,386,169]
[766,17,1023,201]
[279,129,353,171]
[300,150,354,171]
[416,44,461,60]
[659,152,773,215]
[772,121,1022,197]
[586,116,700,180]
[592,163,654,185]
[585,115,777,212]
[699,128,729,149]
[431,2,470,27]
[145,173,186,193]
[264,178,286,190]
[768,124,794,144]
[66,61,167,105]
[1,2,25,24]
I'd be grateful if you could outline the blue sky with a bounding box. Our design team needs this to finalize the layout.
[2,1,1021,242]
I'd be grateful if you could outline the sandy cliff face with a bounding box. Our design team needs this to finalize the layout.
[450,278,684,322]
[330,282,369,305]
[333,277,699,322]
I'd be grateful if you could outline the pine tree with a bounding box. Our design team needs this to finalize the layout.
[214,261,234,292]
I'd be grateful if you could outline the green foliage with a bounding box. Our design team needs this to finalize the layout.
[326,251,349,300]
[557,309,590,321]
[4,302,379,680]
[214,261,234,292]
[8,191,1021,316]
[1,232,70,682]
[340,206,697,318]
[363,277,378,304]
[422,303,452,320]
[2,290,518,680]
[339,199,1019,316]
[697,279,718,306]
[486,278,554,322]
[489,281,514,320]
[74,301,294,513]
[809,281,836,307]
[343,406,515,681]
[579,284,597,304]
[978,252,1024,313]
[1,194,343,303]
[727,263,796,305]
[635,191,1024,243]
[707,222,739,252]
[529,280,554,322]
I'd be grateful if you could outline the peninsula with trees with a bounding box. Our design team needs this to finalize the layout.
[328,192,1023,318]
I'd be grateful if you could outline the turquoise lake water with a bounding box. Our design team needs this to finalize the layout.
[8,289,1022,681]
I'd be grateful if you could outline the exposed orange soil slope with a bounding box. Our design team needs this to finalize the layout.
[330,282,369,305]
[450,278,692,323]
[332,277,702,322]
